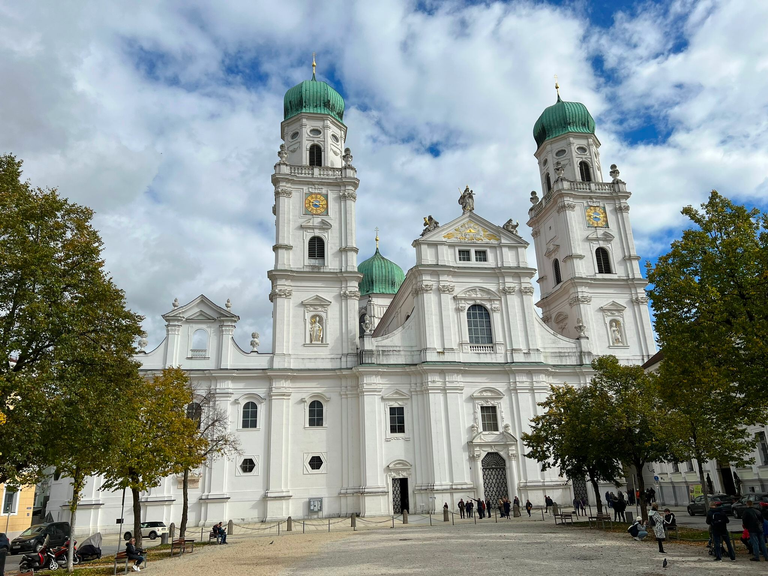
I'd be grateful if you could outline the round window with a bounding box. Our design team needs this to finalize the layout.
[542,158,548,167]
[331,134,339,143]
[309,128,322,136]
[290,131,299,140]
[576,146,588,154]
[555,149,567,158]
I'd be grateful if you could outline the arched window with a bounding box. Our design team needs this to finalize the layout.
[545,173,552,193]
[596,247,612,274]
[186,402,202,429]
[242,401,258,429]
[191,329,208,358]
[308,400,324,427]
[467,304,493,345]
[553,259,562,285]
[579,161,592,182]
[309,144,322,167]
[308,236,325,261]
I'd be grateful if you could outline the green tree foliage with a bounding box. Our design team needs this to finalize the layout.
[523,382,623,515]
[101,368,207,547]
[648,191,768,506]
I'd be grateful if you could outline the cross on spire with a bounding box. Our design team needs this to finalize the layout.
[554,74,561,99]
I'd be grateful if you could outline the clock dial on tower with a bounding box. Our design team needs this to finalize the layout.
[585,206,607,227]
[305,193,328,215]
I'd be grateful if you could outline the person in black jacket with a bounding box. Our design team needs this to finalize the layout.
[125,538,145,572]
[742,500,768,561]
[706,502,735,561]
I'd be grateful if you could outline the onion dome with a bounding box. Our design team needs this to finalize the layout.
[358,237,405,296]
[283,55,345,124]
[533,87,596,149]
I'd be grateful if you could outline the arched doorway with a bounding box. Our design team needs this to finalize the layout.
[482,452,508,504]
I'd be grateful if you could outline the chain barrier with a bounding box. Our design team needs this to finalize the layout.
[356,517,394,525]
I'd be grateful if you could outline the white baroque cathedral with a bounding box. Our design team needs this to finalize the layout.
[48,73,656,530]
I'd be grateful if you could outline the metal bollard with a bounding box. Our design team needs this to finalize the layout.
[391,515,395,529]
[277,521,280,536]
[351,513,356,531]
[227,519,233,535]
[328,518,330,533]
[444,509,449,522]
[200,525,204,541]
[402,510,408,524]
[429,511,432,526]
[169,522,176,540]
[287,516,293,532]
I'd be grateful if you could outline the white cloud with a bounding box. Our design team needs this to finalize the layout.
[0,0,764,351]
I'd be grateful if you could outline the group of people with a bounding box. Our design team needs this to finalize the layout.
[627,503,676,553]
[706,500,768,562]
[212,522,228,544]
[457,496,534,519]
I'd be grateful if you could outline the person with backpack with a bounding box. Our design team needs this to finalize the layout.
[706,501,735,561]
[741,500,768,562]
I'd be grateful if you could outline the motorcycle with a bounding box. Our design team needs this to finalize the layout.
[18,535,58,572]
[53,540,79,569]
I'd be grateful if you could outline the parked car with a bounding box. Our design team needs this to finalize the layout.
[0,532,9,553]
[10,522,70,554]
[732,493,768,518]
[124,521,168,541]
[686,494,737,516]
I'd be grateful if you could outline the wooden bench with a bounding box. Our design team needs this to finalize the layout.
[208,530,220,544]
[588,514,613,529]
[554,512,574,525]
[115,550,148,574]
[171,538,195,556]
[665,523,679,539]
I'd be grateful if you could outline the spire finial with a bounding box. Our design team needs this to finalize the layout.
[375,227,379,250]
[554,74,561,100]
[312,52,317,80]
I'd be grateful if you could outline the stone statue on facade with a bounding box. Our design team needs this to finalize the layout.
[277,143,288,165]
[250,332,260,352]
[458,185,475,213]
[503,219,519,234]
[362,314,372,335]
[309,316,323,343]
[530,191,539,205]
[610,163,624,183]
[575,318,587,337]
[421,215,440,236]
[138,336,148,352]
[343,148,354,168]
[610,319,623,345]
[554,161,564,181]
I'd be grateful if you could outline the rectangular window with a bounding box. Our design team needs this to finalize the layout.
[480,406,499,432]
[474,250,487,262]
[757,432,768,465]
[389,406,405,434]
[3,489,16,515]
[458,250,471,262]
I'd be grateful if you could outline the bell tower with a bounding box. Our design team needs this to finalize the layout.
[527,83,655,365]
[269,58,362,369]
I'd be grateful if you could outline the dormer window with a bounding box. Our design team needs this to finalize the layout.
[309,144,322,167]
[474,250,487,262]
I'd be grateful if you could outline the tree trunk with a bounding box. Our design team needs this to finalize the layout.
[588,475,603,515]
[636,463,647,522]
[67,468,83,573]
[132,487,143,548]
[180,468,189,538]
[696,457,709,509]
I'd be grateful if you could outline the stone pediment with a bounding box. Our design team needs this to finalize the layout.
[468,425,519,460]
[455,287,500,301]
[544,243,560,258]
[301,295,332,309]
[300,218,332,230]
[599,301,626,313]
[382,389,410,401]
[470,387,504,399]
[415,212,527,246]
[387,459,411,470]
[162,294,240,323]
[587,229,615,242]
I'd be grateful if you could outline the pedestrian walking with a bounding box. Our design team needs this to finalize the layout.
[486,499,492,518]
[544,495,550,513]
[503,498,511,519]
[525,499,533,517]
[741,500,768,561]
[648,503,667,554]
[573,497,581,517]
[477,499,485,519]
[706,501,735,561]
[458,498,465,518]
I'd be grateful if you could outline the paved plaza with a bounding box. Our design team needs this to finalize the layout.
[141,515,760,576]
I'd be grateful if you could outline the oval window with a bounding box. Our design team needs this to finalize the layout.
[542,158,548,167]
[290,131,299,140]
[555,149,567,158]
[331,134,339,143]
[309,128,322,136]
[576,146,588,154]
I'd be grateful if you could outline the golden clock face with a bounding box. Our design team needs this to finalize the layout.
[305,193,328,215]
[586,206,607,227]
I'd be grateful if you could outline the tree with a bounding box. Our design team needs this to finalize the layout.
[647,191,768,506]
[523,382,623,515]
[101,368,206,548]
[0,154,144,571]
[590,356,672,521]
[178,387,240,538]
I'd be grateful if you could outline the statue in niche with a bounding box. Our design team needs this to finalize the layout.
[503,219,519,234]
[610,319,623,345]
[421,215,440,236]
[458,185,475,213]
[309,315,324,343]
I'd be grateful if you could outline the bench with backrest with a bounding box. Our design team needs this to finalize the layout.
[208,529,220,544]
[554,512,574,525]
[115,550,148,574]
[171,538,195,556]
[588,513,613,529]
[664,520,679,539]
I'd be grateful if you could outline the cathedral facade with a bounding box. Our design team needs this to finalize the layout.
[47,75,656,529]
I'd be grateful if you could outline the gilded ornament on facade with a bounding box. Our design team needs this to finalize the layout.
[442,220,500,243]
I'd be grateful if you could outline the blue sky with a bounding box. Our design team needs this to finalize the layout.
[1,0,766,350]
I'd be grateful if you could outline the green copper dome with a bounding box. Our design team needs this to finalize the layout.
[533,94,596,149]
[284,76,345,124]
[358,248,405,296]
